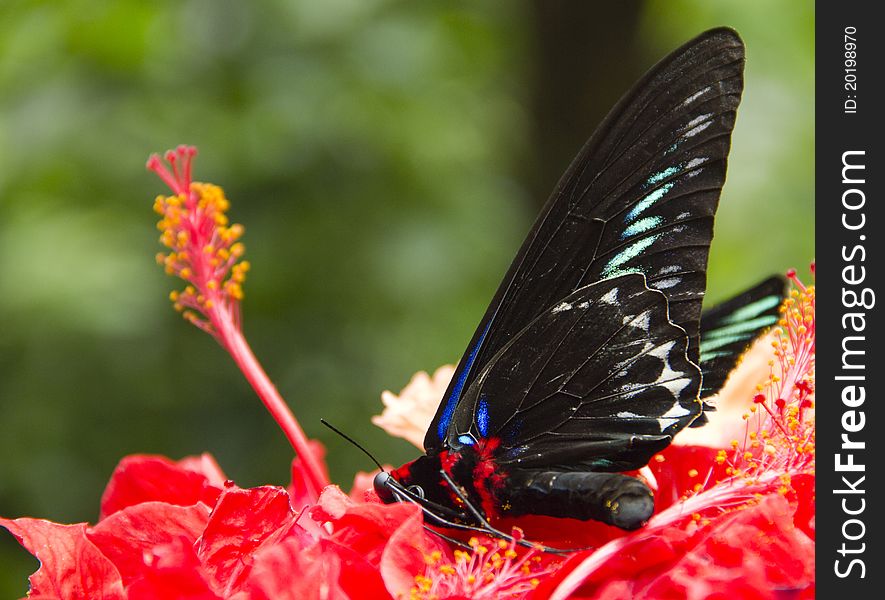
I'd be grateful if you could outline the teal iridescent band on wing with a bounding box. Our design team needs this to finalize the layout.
[625,182,675,223]
[602,235,661,277]
[622,216,663,239]
[700,315,780,353]
[718,296,781,325]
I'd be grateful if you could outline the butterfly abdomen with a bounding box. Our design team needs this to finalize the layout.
[501,469,654,530]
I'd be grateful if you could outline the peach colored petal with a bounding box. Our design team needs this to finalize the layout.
[676,333,775,447]
[372,365,455,450]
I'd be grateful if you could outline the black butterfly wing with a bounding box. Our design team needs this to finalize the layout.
[698,276,787,397]
[426,28,745,453]
[449,273,702,471]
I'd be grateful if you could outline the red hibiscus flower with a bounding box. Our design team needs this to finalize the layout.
[2,147,814,599]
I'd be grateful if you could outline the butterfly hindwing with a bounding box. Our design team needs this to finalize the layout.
[698,276,787,398]
[449,274,701,471]
[427,28,745,454]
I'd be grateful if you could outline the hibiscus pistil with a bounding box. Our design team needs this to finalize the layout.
[148,146,329,502]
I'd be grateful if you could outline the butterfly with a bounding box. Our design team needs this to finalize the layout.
[373,28,785,533]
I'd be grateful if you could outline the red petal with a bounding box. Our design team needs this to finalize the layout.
[310,485,356,522]
[0,518,125,599]
[649,445,727,511]
[493,513,626,549]
[315,495,421,567]
[323,539,391,600]
[99,455,224,520]
[790,473,815,540]
[246,537,348,600]
[126,538,221,600]
[87,502,211,586]
[349,469,381,503]
[246,535,391,600]
[562,495,814,599]
[177,453,227,488]
[380,508,447,599]
[289,439,330,510]
[196,485,303,595]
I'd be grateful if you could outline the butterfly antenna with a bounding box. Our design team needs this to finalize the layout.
[319,418,385,472]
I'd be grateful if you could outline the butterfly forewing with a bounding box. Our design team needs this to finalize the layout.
[427,28,745,453]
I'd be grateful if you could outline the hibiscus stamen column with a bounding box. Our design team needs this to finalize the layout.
[147,145,329,501]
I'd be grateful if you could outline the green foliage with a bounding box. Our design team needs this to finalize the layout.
[0,0,812,591]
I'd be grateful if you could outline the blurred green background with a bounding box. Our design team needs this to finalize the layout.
[0,0,812,590]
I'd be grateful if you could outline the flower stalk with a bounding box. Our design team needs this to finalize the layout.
[148,145,329,501]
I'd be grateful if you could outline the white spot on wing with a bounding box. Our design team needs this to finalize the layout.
[649,341,694,399]
[552,301,573,313]
[623,310,651,331]
[600,288,618,305]
[655,277,682,290]
[657,399,693,432]
[685,156,708,169]
[682,86,710,107]
[617,411,642,419]
[661,403,691,419]
[682,119,713,139]
[683,114,712,130]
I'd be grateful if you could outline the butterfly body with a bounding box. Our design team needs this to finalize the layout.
[375,28,784,532]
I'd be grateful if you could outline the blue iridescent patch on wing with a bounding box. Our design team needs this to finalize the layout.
[645,166,680,188]
[458,434,475,446]
[720,296,781,324]
[626,182,675,223]
[621,216,663,239]
[477,396,490,438]
[602,235,661,277]
[436,320,493,441]
[699,315,779,352]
